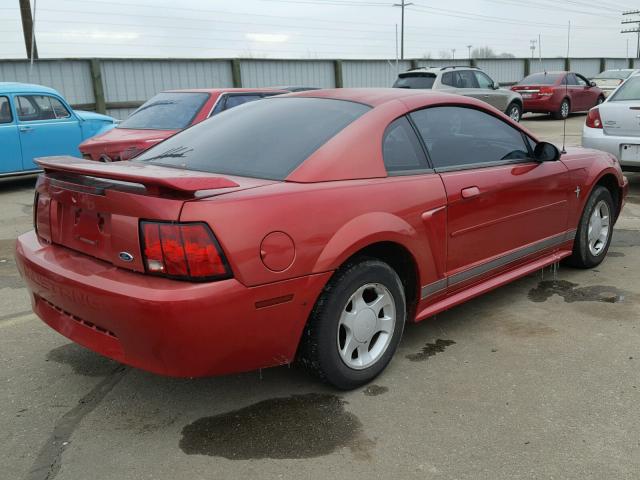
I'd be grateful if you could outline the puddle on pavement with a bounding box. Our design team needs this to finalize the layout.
[363,384,388,396]
[179,393,373,460]
[46,343,119,377]
[405,339,456,362]
[528,280,626,304]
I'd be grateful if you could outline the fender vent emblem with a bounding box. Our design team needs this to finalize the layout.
[118,252,134,262]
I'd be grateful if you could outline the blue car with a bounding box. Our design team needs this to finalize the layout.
[0,82,116,177]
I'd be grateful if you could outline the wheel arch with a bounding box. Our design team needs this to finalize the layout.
[593,173,622,220]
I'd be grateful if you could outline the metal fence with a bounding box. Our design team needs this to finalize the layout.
[0,57,636,119]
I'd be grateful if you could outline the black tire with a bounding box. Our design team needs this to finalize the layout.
[596,95,605,106]
[299,258,406,390]
[506,102,522,122]
[564,186,615,268]
[553,98,570,120]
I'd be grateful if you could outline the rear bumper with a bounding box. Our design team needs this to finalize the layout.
[582,126,640,168]
[15,231,331,377]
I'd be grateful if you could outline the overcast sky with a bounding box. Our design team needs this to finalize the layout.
[0,0,637,60]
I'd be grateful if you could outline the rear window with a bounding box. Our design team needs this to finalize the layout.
[393,74,436,89]
[609,76,640,101]
[118,92,209,130]
[517,73,562,85]
[594,70,633,80]
[134,97,370,180]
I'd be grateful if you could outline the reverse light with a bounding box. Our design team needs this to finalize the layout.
[586,108,603,129]
[140,221,231,281]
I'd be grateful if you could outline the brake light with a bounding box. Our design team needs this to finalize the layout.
[140,221,231,281]
[586,107,603,129]
[539,87,554,96]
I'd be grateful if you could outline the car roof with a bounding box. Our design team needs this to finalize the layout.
[162,87,289,94]
[0,82,61,95]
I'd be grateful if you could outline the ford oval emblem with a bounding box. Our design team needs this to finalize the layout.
[118,252,134,263]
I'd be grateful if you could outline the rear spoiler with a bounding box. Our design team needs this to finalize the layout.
[36,156,239,193]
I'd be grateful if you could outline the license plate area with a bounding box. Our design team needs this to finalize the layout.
[620,144,640,162]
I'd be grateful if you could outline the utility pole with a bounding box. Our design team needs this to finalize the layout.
[451,48,456,61]
[621,10,640,59]
[530,39,536,60]
[393,0,413,60]
[467,44,472,59]
[19,0,38,60]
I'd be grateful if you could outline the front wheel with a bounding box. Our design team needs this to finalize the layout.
[564,186,615,268]
[299,258,406,390]
[596,95,605,106]
[506,102,522,122]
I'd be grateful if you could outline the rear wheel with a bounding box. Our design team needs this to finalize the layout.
[565,186,615,268]
[596,95,605,106]
[299,258,406,390]
[506,102,522,122]
[553,98,570,120]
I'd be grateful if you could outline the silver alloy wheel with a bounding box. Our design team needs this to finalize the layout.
[588,200,611,256]
[561,100,570,118]
[337,283,396,370]
[509,105,521,122]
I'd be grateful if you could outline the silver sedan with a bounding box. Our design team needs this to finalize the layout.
[582,74,640,171]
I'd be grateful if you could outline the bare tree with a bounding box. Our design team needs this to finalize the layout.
[438,50,452,59]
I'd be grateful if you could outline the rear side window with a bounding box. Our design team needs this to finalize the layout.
[517,73,562,85]
[382,117,429,173]
[16,95,70,121]
[135,97,370,180]
[393,74,436,89]
[610,76,640,101]
[410,106,530,170]
[119,92,209,130]
[0,97,12,123]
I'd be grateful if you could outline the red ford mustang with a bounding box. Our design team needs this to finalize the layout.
[15,89,627,389]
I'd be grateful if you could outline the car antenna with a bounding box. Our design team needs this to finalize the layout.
[561,20,571,155]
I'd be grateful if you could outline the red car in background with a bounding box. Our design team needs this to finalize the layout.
[16,89,626,389]
[79,88,287,161]
[511,71,605,119]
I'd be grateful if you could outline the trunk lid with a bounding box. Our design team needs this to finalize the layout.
[600,101,640,137]
[34,156,275,272]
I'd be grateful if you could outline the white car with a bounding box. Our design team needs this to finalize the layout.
[591,69,640,97]
[583,74,640,171]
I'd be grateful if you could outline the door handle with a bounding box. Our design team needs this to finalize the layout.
[461,186,480,199]
[19,126,33,133]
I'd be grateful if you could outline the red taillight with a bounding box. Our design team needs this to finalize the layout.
[539,86,554,96]
[586,107,603,129]
[140,221,231,281]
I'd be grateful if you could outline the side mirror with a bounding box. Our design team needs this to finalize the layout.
[533,141,561,162]
[492,81,500,90]
[589,81,597,87]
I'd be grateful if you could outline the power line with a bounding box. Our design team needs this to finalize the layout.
[393,0,412,59]
[621,10,640,59]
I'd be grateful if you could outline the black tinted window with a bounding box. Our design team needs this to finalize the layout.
[0,97,12,123]
[393,74,436,89]
[135,97,370,180]
[518,73,562,85]
[119,92,209,130]
[383,117,428,172]
[410,106,530,169]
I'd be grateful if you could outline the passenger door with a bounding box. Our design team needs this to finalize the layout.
[0,96,23,174]
[576,74,598,109]
[15,94,83,170]
[410,106,572,287]
[473,71,509,111]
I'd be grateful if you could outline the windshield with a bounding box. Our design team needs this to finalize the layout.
[609,76,640,101]
[594,70,633,80]
[118,92,209,130]
[393,74,436,89]
[134,97,370,180]
[517,73,562,85]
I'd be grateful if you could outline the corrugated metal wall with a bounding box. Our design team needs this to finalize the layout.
[569,58,601,78]
[100,59,233,119]
[605,58,631,70]
[240,60,335,88]
[529,58,566,74]
[475,59,524,84]
[342,60,410,87]
[415,59,471,68]
[0,60,94,105]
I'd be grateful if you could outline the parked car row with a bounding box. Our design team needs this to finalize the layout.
[393,66,608,121]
